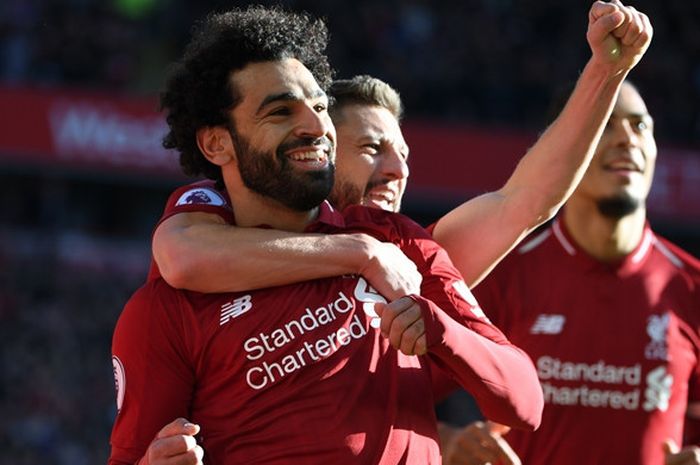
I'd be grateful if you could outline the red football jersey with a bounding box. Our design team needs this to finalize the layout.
[110,202,541,465]
[474,217,700,465]
[146,179,233,282]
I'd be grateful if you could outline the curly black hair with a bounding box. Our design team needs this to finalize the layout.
[160,5,334,183]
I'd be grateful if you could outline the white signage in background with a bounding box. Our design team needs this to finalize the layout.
[48,100,178,171]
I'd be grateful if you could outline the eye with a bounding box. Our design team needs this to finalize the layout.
[634,120,649,131]
[268,107,291,117]
[313,103,327,113]
[363,143,381,154]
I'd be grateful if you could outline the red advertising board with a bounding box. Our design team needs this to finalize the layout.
[1,85,698,223]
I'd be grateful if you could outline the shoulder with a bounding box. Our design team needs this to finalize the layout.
[341,205,432,239]
[121,279,183,319]
[504,224,559,266]
[158,180,234,226]
[653,234,700,270]
[651,234,700,286]
[168,180,230,209]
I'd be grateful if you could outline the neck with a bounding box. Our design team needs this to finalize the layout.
[562,197,647,262]
[223,174,319,232]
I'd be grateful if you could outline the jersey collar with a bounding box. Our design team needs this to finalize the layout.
[305,201,346,231]
[552,216,655,275]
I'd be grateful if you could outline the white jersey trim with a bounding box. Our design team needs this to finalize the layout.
[630,228,654,265]
[552,219,576,256]
[518,229,551,254]
[653,237,684,269]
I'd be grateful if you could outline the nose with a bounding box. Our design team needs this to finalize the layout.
[295,105,333,140]
[380,146,409,181]
[613,119,641,148]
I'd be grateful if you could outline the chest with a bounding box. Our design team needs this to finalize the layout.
[497,260,698,416]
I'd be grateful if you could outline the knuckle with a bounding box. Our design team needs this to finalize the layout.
[410,306,424,321]
[414,337,427,355]
[149,438,167,457]
[184,446,204,463]
[403,324,421,340]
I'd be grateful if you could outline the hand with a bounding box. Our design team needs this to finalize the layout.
[440,421,520,465]
[375,296,427,355]
[587,0,652,73]
[663,438,700,465]
[137,418,204,465]
[360,239,422,300]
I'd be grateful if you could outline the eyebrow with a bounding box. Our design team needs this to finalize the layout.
[256,89,327,115]
[358,134,410,154]
[611,111,652,120]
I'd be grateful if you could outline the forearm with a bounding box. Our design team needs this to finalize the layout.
[432,63,629,289]
[154,216,376,293]
[417,295,543,430]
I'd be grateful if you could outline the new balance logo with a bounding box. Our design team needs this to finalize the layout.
[220,295,253,325]
[530,314,566,335]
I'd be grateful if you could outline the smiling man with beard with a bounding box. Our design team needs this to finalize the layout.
[108,6,545,465]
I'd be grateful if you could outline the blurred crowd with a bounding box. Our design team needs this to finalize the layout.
[2,0,700,144]
[0,228,148,464]
[0,175,164,464]
[1,1,699,463]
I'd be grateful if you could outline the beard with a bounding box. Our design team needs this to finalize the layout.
[329,177,400,212]
[231,130,335,212]
[596,192,642,219]
[328,179,363,211]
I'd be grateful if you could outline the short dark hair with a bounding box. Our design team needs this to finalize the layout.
[160,5,334,183]
[329,75,404,124]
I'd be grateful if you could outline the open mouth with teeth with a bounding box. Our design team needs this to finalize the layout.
[286,149,330,169]
[363,189,397,211]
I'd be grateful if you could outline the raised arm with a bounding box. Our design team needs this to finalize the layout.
[432,0,652,288]
[153,211,421,299]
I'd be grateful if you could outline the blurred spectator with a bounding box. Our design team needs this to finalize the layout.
[1,0,698,144]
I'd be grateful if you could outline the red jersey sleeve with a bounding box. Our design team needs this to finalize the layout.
[146,180,235,282]
[389,214,543,431]
[158,180,234,227]
[108,281,197,465]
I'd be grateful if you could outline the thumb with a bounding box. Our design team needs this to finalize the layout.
[663,438,680,455]
[156,417,200,439]
[372,301,386,317]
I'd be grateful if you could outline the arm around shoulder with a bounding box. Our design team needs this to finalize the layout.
[153,211,421,297]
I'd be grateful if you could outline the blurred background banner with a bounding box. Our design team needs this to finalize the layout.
[2,86,698,223]
[0,86,178,177]
[1,1,698,464]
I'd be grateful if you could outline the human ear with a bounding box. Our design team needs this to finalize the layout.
[196,126,234,166]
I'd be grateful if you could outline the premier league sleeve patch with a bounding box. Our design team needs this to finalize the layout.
[175,187,227,207]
